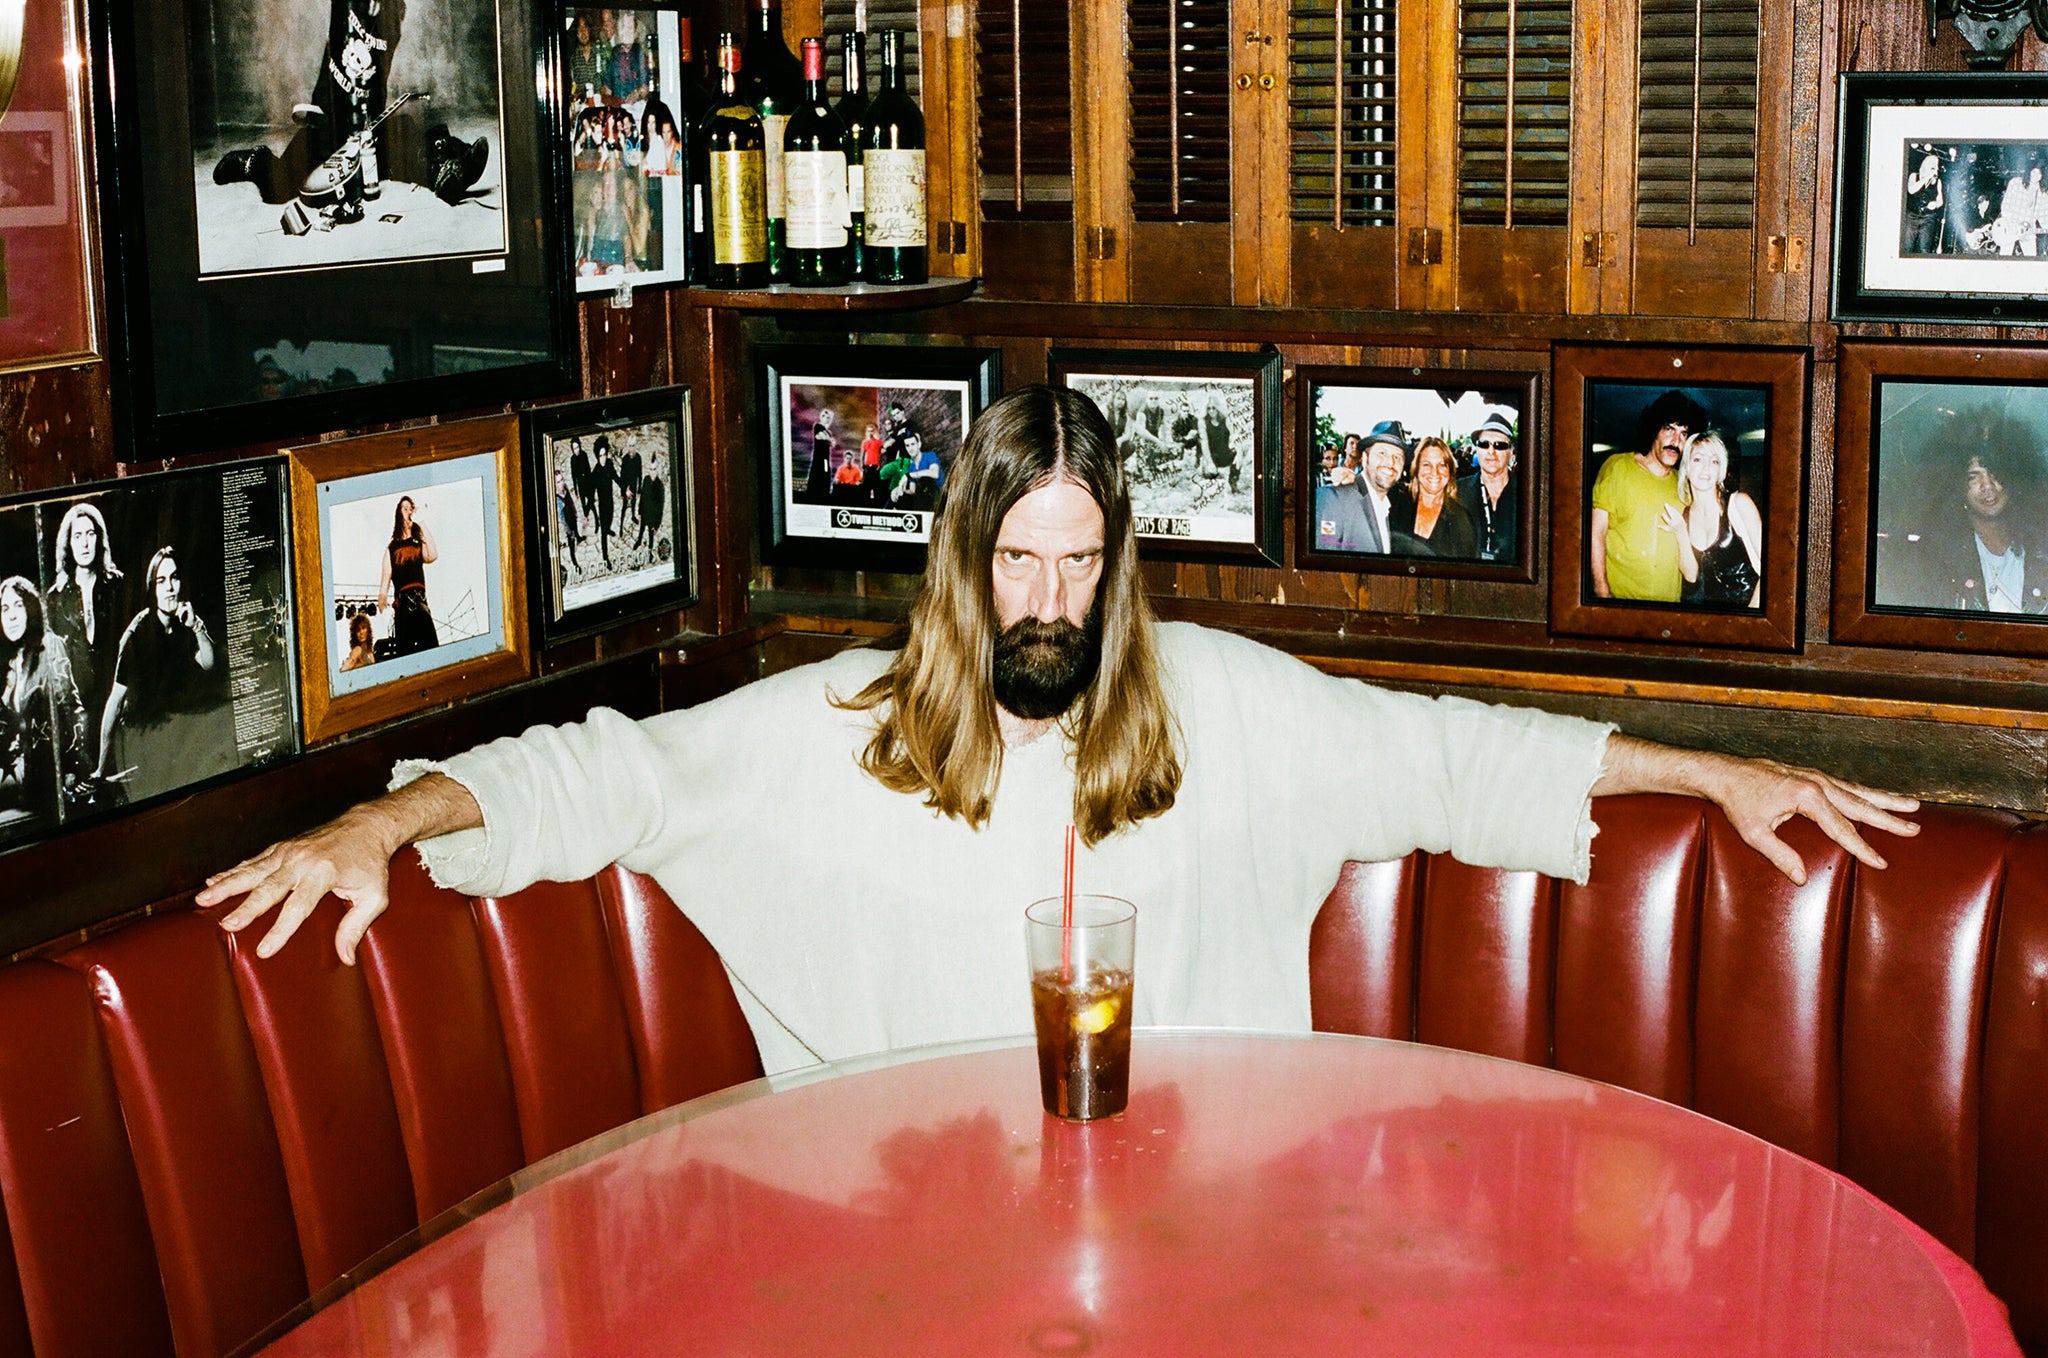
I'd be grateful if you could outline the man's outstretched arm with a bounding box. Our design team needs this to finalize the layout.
[1592,733,1921,885]
[197,773,482,965]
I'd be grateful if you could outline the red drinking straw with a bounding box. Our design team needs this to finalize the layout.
[1061,824,1076,979]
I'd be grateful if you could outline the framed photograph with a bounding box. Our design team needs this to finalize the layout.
[1833,73,2048,325]
[1047,347,1283,565]
[0,0,98,371]
[758,343,1001,572]
[1294,363,1541,581]
[568,6,692,293]
[524,386,696,646]
[1832,341,2048,657]
[285,414,530,744]
[1549,344,1807,651]
[0,460,299,853]
[90,0,577,456]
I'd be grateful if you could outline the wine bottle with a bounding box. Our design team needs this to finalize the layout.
[702,32,768,289]
[834,30,870,279]
[862,29,926,285]
[781,38,849,285]
[675,17,716,285]
[744,0,804,282]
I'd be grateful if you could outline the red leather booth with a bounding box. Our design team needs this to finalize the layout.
[0,795,2040,1355]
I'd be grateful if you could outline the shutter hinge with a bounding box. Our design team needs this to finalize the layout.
[1579,231,1617,267]
[935,221,967,254]
[1405,227,1442,265]
[1766,234,1807,274]
[1087,226,1118,261]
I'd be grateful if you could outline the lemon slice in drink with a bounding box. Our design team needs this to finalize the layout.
[1076,997,1119,1035]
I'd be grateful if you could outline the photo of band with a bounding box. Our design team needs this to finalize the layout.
[1899,140,2048,258]
[321,464,496,694]
[1309,381,1526,566]
[568,7,685,290]
[1580,381,1770,611]
[780,375,968,544]
[1061,372,1255,545]
[1872,381,2048,618]
[542,414,679,615]
[0,462,297,848]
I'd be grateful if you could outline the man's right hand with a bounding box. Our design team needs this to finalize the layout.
[199,807,397,965]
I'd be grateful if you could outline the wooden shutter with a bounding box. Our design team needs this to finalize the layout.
[1635,0,1758,232]
[822,0,921,102]
[1287,0,1399,227]
[973,0,1074,216]
[1129,0,1232,223]
[1456,0,1571,227]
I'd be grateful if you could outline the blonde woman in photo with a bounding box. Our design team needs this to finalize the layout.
[1661,431,1762,608]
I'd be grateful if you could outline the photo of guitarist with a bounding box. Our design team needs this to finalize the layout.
[209,0,491,216]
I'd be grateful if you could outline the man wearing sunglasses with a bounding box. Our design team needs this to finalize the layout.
[1457,413,1519,565]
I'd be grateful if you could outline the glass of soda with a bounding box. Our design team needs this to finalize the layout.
[1024,895,1136,1120]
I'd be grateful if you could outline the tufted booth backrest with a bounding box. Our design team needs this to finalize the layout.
[0,795,2039,1354]
[1309,794,2048,1354]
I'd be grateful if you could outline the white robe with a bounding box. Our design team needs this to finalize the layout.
[401,622,1613,1075]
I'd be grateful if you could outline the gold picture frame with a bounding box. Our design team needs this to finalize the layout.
[285,414,530,743]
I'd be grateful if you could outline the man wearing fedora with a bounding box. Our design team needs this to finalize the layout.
[1315,420,1410,553]
[1459,412,1519,564]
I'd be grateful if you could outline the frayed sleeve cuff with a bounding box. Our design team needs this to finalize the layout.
[389,757,496,895]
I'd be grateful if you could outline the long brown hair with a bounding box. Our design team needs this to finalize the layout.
[836,385,1181,844]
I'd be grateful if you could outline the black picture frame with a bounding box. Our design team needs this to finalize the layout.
[523,386,697,646]
[89,0,578,457]
[0,459,300,856]
[1047,347,1284,567]
[1833,72,2048,325]
[1295,362,1542,582]
[757,342,1001,573]
[1833,340,2048,658]
[1549,343,1808,652]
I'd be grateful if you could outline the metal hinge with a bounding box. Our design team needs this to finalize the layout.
[934,221,968,255]
[1580,231,1617,267]
[1086,226,1118,261]
[1766,234,1808,274]
[1405,227,1442,266]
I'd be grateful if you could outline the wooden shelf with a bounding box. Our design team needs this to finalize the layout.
[676,277,979,311]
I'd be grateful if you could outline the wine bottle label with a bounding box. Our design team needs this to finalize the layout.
[865,149,926,247]
[761,113,791,217]
[709,149,767,264]
[784,149,849,248]
[846,162,865,214]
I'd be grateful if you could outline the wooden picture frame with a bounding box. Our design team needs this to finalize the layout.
[286,415,530,744]
[523,386,697,647]
[0,0,99,373]
[90,0,577,456]
[1833,340,2048,657]
[757,342,1001,573]
[1295,362,1542,582]
[1047,347,1284,566]
[1549,344,1807,651]
[1833,72,2048,325]
[567,5,694,295]
[0,460,299,854]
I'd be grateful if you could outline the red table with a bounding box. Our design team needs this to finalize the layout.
[256,1032,2018,1356]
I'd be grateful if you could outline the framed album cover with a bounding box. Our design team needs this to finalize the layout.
[524,386,696,646]
[758,343,1001,573]
[1833,341,2048,658]
[1550,344,1808,651]
[1294,363,1541,582]
[1048,347,1284,566]
[0,0,98,372]
[285,414,530,743]
[0,461,299,853]
[568,6,691,293]
[90,0,577,456]
[1833,73,2048,325]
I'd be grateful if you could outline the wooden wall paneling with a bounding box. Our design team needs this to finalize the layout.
[579,292,675,398]
[0,363,115,496]
[1399,0,1457,312]
[1234,0,1292,305]
[1566,0,1631,316]
[922,0,977,279]
[1805,357,1837,647]
[1072,0,1131,301]
[673,302,757,634]
[1127,224,1236,304]
[1756,0,1808,322]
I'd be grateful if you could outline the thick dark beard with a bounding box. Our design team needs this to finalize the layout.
[992,608,1103,721]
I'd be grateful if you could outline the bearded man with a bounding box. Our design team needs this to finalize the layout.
[204,387,1918,1075]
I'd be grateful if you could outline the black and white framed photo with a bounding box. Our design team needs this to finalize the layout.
[524,386,696,646]
[1834,72,2048,325]
[1550,344,1807,652]
[90,0,577,456]
[758,343,1001,572]
[1834,341,2048,658]
[1047,347,1283,565]
[566,5,691,293]
[0,461,299,852]
[1294,363,1541,582]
